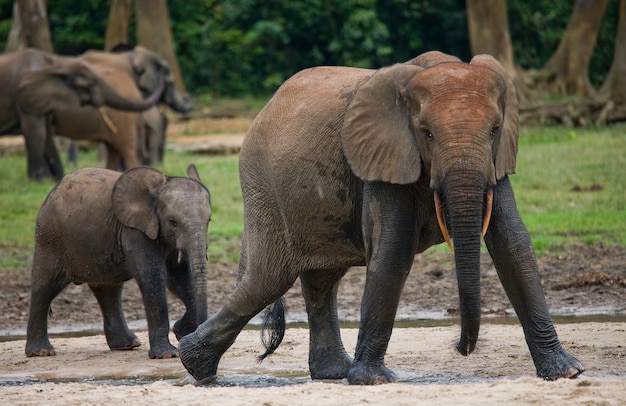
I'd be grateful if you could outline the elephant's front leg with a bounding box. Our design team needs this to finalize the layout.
[19,114,57,180]
[484,177,584,380]
[166,258,198,341]
[348,182,419,385]
[137,264,178,359]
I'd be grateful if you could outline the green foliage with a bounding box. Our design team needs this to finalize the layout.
[0,0,618,96]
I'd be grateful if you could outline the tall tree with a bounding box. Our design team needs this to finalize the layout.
[600,0,626,104]
[5,0,53,52]
[466,0,525,99]
[104,0,132,51]
[542,0,609,96]
[466,0,514,72]
[134,0,186,93]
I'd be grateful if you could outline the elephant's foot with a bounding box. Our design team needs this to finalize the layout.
[107,333,142,351]
[179,330,222,384]
[309,349,353,380]
[534,349,585,380]
[25,340,56,357]
[173,318,197,341]
[148,342,179,359]
[347,361,398,385]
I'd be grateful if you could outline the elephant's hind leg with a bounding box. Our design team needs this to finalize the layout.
[300,268,352,379]
[25,265,70,357]
[90,284,141,351]
[179,250,299,385]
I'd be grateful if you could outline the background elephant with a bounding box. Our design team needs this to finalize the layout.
[179,51,584,385]
[57,45,193,171]
[0,48,162,180]
[26,164,211,359]
[136,106,168,166]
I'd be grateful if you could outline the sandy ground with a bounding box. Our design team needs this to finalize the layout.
[1,322,625,405]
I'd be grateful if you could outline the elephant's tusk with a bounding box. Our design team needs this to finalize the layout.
[482,189,493,237]
[434,193,454,253]
[99,107,118,133]
[177,250,183,264]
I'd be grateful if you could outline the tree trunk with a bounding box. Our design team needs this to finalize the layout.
[466,0,526,100]
[542,0,609,96]
[600,0,626,105]
[5,2,25,51]
[105,0,132,51]
[134,0,186,93]
[6,0,53,52]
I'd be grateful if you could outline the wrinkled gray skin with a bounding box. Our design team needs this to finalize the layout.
[56,46,193,173]
[26,164,211,359]
[0,48,162,180]
[179,52,584,384]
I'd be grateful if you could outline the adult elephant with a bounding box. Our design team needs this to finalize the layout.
[179,51,585,384]
[0,48,162,180]
[26,164,211,359]
[56,46,193,170]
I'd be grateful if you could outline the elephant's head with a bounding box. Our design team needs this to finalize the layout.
[130,46,193,113]
[341,51,518,357]
[17,59,164,116]
[111,164,212,325]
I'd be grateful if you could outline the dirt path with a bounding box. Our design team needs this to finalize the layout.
[1,322,625,405]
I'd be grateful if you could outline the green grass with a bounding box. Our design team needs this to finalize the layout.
[1,124,624,269]
[511,125,626,251]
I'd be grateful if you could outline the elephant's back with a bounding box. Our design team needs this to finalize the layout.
[38,168,120,232]
[241,65,374,175]
[242,66,373,156]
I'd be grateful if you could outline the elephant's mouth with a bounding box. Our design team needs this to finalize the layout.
[434,189,493,252]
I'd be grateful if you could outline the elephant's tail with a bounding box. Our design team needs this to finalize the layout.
[257,296,286,362]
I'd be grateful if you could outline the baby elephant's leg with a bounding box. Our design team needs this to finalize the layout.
[90,284,141,350]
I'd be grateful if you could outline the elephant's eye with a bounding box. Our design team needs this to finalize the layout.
[420,128,433,139]
[168,219,178,228]
[490,126,500,137]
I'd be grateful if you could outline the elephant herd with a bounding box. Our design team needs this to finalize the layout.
[0,46,192,180]
[19,50,586,386]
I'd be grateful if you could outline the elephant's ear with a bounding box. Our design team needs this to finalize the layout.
[470,54,519,179]
[186,164,202,183]
[404,51,461,68]
[112,167,167,240]
[341,64,424,184]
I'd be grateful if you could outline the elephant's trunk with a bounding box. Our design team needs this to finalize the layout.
[437,167,492,356]
[188,236,208,325]
[162,79,194,113]
[99,74,165,112]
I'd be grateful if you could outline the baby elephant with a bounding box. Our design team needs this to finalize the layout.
[26,164,211,359]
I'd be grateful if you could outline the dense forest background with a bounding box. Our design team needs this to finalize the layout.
[0,0,620,99]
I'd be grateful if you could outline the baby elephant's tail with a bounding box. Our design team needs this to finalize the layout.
[257,296,286,362]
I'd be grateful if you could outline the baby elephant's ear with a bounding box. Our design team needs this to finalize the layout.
[112,167,167,240]
[186,163,202,183]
